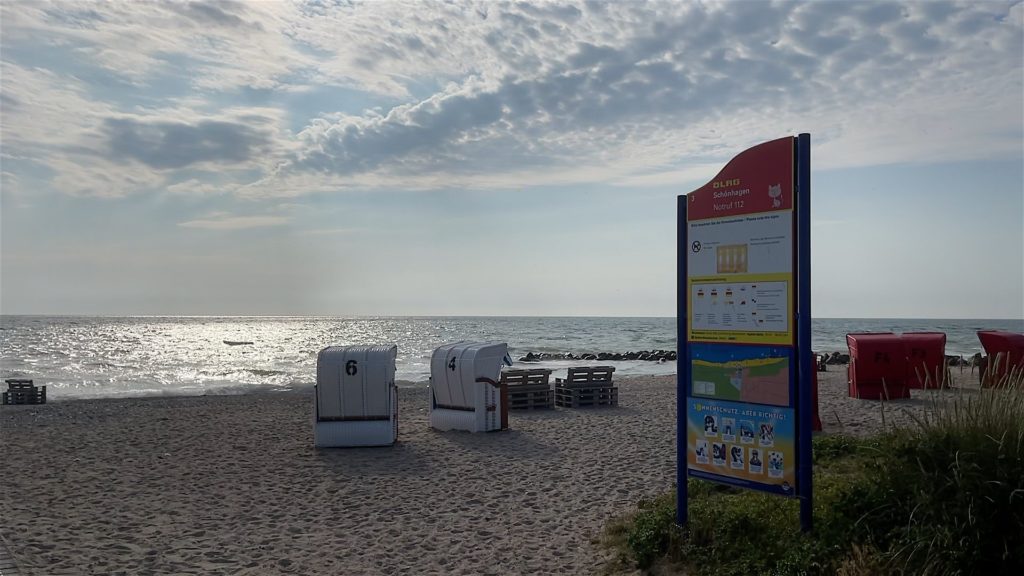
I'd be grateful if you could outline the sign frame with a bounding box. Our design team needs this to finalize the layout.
[677,133,813,531]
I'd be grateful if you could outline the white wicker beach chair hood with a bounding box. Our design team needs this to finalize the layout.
[314,344,398,448]
[428,341,511,433]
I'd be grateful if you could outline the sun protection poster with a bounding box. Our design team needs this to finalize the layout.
[690,343,792,407]
[687,398,796,496]
[686,137,794,345]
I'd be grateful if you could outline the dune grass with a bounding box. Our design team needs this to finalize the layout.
[603,366,1024,575]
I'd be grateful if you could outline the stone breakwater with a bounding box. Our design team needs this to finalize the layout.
[518,350,678,363]
[817,351,985,367]
[517,350,984,367]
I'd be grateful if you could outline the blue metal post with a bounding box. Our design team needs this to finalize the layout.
[676,194,689,527]
[796,133,813,532]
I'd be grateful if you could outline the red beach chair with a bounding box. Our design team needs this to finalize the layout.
[902,332,947,389]
[976,330,1024,388]
[846,333,911,400]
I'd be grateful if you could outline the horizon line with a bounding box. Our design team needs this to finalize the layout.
[1,313,1022,322]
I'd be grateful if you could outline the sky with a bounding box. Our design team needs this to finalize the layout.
[0,0,1022,319]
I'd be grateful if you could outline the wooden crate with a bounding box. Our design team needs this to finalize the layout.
[3,379,46,405]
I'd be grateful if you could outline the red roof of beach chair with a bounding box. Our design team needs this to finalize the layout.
[976,330,1024,385]
[846,333,910,400]
[902,332,947,389]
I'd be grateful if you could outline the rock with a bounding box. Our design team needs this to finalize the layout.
[517,349,685,363]
[518,352,540,363]
[824,352,849,364]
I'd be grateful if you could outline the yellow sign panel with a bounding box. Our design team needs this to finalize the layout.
[687,273,793,345]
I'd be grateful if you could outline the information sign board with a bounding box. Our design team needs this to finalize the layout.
[677,134,813,530]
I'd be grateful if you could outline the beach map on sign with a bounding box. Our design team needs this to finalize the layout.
[690,343,791,406]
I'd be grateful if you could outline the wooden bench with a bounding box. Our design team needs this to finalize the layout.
[554,366,617,408]
[500,368,553,410]
[3,379,46,405]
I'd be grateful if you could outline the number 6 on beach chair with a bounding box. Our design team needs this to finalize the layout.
[314,345,398,448]
[429,342,513,432]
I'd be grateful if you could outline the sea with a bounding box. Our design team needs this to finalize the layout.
[1,316,1021,400]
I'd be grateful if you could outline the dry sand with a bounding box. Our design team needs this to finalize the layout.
[0,370,981,575]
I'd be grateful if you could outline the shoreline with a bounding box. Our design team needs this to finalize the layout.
[0,371,983,575]
[7,350,987,404]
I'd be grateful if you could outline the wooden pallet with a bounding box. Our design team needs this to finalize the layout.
[2,380,45,405]
[501,368,553,386]
[508,386,554,410]
[502,369,554,410]
[555,366,615,385]
[554,385,618,408]
[553,366,618,408]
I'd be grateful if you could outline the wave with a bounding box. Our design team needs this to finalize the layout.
[198,369,286,378]
[245,369,285,377]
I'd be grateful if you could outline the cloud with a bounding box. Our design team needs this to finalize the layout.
[47,155,167,199]
[0,61,288,197]
[2,1,306,89]
[165,178,238,197]
[2,1,1021,199]
[177,215,291,230]
[102,117,271,170]
[163,1,263,31]
[266,0,1022,192]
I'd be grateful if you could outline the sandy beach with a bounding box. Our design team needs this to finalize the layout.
[0,370,981,575]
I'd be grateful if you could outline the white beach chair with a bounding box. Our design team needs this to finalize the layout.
[429,342,512,432]
[314,345,398,448]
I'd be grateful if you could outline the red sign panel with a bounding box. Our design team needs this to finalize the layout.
[687,138,794,221]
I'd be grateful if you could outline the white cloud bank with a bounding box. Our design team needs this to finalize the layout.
[177,214,291,231]
[2,0,1021,198]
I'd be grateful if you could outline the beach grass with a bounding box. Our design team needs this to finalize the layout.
[604,370,1024,575]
